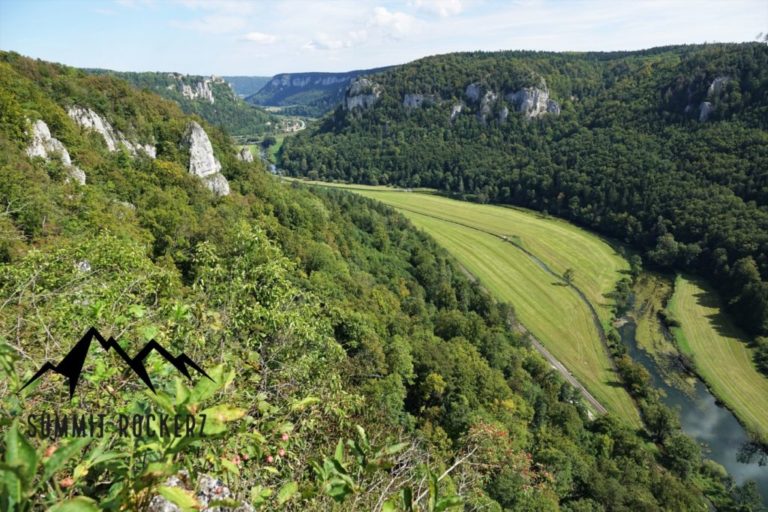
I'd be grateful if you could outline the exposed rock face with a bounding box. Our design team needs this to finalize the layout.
[403,93,436,108]
[68,106,120,151]
[181,80,215,103]
[184,121,230,196]
[546,100,561,115]
[27,120,71,164]
[464,80,559,121]
[708,76,729,97]
[478,91,498,123]
[450,103,463,122]
[465,83,482,103]
[344,78,382,111]
[506,87,560,118]
[67,106,156,158]
[237,147,254,162]
[26,119,86,184]
[498,106,509,123]
[696,76,729,122]
[699,101,714,122]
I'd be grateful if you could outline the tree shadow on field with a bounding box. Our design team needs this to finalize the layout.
[691,280,754,353]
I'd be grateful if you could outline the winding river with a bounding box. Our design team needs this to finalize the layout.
[618,316,767,504]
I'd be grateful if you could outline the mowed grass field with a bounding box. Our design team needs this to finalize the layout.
[304,182,639,424]
[312,184,629,328]
[668,276,768,441]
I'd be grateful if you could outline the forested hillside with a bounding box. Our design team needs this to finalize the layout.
[0,51,758,510]
[281,43,768,347]
[247,67,391,117]
[87,68,277,136]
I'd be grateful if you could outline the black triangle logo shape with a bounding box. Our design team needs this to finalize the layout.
[19,327,213,399]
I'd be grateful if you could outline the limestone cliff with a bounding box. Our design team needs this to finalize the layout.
[698,76,729,122]
[26,119,86,185]
[237,147,254,163]
[67,106,155,158]
[506,86,560,118]
[183,122,230,196]
[345,78,382,111]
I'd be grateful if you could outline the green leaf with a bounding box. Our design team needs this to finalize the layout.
[290,396,320,411]
[250,485,273,505]
[334,438,345,464]
[5,421,38,485]
[375,442,409,459]
[40,438,91,486]
[276,481,298,505]
[47,497,101,512]
[200,404,246,435]
[402,487,414,512]
[128,304,146,318]
[189,365,226,404]
[175,377,191,406]
[220,458,240,476]
[355,425,369,450]
[157,486,200,512]
[382,499,398,512]
[428,471,438,512]
[140,324,160,341]
[435,496,463,511]
[0,462,24,506]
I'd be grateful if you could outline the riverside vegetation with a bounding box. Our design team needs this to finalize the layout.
[0,50,764,511]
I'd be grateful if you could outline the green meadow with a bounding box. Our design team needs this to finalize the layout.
[668,276,768,441]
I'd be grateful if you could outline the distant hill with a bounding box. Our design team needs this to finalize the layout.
[86,69,277,136]
[246,67,392,117]
[223,75,272,98]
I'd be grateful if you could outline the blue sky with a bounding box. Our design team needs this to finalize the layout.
[1,0,766,76]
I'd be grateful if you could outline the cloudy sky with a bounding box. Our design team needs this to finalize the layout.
[1,0,766,76]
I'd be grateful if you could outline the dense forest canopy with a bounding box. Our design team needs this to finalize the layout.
[0,50,763,510]
[281,43,768,345]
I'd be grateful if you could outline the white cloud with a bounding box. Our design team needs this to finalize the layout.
[241,31,277,44]
[409,0,463,17]
[303,33,353,51]
[371,7,417,37]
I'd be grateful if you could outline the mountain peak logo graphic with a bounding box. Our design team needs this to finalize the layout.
[20,327,213,398]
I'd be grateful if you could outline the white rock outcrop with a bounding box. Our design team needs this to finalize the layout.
[237,147,254,162]
[67,106,156,158]
[699,101,714,122]
[450,103,463,122]
[345,78,382,111]
[506,86,560,118]
[184,122,230,196]
[708,76,729,97]
[697,76,729,122]
[26,120,86,185]
[498,106,509,123]
[181,80,215,104]
[478,91,498,123]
